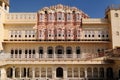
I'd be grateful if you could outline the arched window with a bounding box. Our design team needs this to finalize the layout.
[74,68,79,77]
[76,47,81,54]
[15,49,18,54]
[47,47,53,54]
[19,49,22,58]
[87,67,92,77]
[39,14,44,21]
[55,46,64,54]
[7,67,13,78]
[39,47,43,54]
[99,67,104,78]
[33,49,35,54]
[29,50,31,58]
[19,50,22,54]
[58,28,62,37]
[35,68,40,77]
[93,67,98,77]
[15,68,20,77]
[57,12,62,20]
[80,68,85,77]
[21,68,26,77]
[39,47,43,58]
[115,13,119,17]
[28,68,32,78]
[56,67,63,78]
[67,13,71,20]
[66,46,72,58]
[29,50,31,54]
[47,68,52,78]
[76,47,81,58]
[41,68,46,77]
[76,13,80,21]
[11,49,14,58]
[25,49,28,58]
[106,67,113,78]
[67,68,72,77]
[66,47,72,54]
[47,46,53,58]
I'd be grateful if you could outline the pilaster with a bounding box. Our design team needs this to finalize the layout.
[1,68,6,80]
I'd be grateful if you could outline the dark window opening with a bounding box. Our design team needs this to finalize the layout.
[15,50,18,54]
[56,67,63,78]
[29,50,31,54]
[15,35,17,37]
[23,68,26,77]
[92,35,94,37]
[19,35,21,37]
[11,35,13,37]
[106,35,109,37]
[39,49,43,54]
[48,49,53,54]
[102,35,104,37]
[76,49,80,54]
[57,49,62,54]
[45,11,48,14]
[85,35,87,37]
[25,35,27,37]
[19,50,22,54]
[98,35,100,37]
[25,50,28,54]
[33,50,35,54]
[59,34,61,37]
[67,49,72,54]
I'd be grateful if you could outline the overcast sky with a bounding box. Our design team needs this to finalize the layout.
[10,0,120,18]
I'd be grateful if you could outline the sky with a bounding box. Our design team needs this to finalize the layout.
[10,0,120,18]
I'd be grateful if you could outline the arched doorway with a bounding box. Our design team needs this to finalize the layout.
[106,67,113,79]
[56,67,63,78]
[7,67,13,78]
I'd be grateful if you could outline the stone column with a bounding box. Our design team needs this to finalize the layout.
[13,67,15,79]
[85,68,87,79]
[53,47,55,59]
[73,46,76,59]
[53,67,56,80]
[64,67,67,80]
[64,46,66,59]
[39,67,41,78]
[32,67,35,79]
[78,67,80,79]
[44,46,47,58]
[1,68,6,80]
[20,67,21,79]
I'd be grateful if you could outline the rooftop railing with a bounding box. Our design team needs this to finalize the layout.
[5,13,37,23]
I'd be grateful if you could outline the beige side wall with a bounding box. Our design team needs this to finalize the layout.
[109,10,120,48]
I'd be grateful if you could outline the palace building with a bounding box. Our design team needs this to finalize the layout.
[0,0,120,80]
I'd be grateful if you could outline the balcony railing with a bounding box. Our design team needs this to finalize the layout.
[82,18,108,24]
[0,52,105,61]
